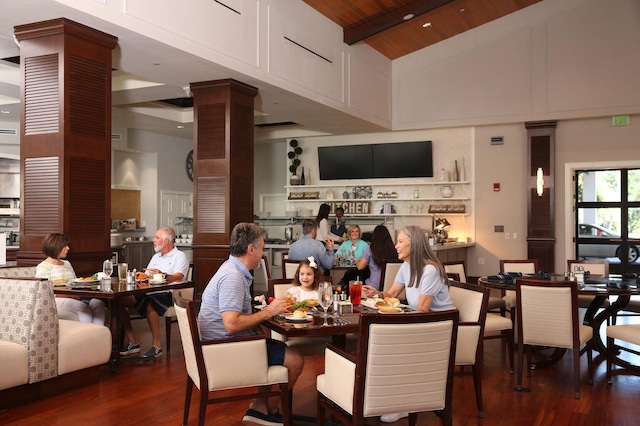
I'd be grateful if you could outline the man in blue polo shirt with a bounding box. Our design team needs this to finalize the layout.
[198,223,304,426]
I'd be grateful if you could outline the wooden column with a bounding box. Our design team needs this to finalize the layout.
[526,121,557,273]
[190,79,258,298]
[14,18,118,274]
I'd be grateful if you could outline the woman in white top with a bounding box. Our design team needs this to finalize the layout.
[35,233,106,325]
[315,203,343,244]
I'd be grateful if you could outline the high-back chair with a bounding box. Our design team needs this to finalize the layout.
[500,259,539,320]
[282,259,300,280]
[515,279,593,399]
[567,259,610,311]
[606,324,640,384]
[445,260,505,314]
[267,278,293,299]
[448,280,490,418]
[173,293,290,426]
[251,255,271,296]
[316,310,459,426]
[380,259,404,301]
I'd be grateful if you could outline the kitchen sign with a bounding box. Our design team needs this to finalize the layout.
[328,201,371,215]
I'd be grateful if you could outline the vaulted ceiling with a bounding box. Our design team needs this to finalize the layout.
[304,0,542,60]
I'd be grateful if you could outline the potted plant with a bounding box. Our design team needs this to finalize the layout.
[288,139,302,185]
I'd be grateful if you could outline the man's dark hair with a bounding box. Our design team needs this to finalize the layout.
[335,207,345,214]
[302,219,317,236]
[229,223,265,256]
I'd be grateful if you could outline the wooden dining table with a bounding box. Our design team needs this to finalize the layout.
[54,277,193,371]
[478,273,640,371]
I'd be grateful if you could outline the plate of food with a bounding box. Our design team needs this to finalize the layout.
[71,276,99,285]
[52,279,69,287]
[136,272,150,282]
[285,310,313,322]
[378,306,404,314]
[148,279,167,285]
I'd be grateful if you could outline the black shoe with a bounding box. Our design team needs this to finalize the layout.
[143,346,162,358]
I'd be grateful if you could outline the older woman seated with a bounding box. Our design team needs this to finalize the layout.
[335,225,368,261]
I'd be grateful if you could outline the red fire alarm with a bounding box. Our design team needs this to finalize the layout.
[493,183,500,192]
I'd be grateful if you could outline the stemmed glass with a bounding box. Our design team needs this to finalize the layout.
[102,260,113,291]
[319,281,333,326]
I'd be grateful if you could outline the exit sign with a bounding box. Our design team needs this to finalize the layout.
[612,115,630,126]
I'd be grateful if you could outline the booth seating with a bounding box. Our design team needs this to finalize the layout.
[0,278,111,409]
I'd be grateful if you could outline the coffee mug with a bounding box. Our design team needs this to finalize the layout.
[153,273,166,282]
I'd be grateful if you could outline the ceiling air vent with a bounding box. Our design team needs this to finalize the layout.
[255,121,298,128]
[0,128,17,136]
[111,134,122,140]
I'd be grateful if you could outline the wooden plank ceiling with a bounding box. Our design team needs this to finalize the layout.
[303,0,542,60]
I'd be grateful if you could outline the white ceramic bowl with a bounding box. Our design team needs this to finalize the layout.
[285,210,298,217]
[257,211,270,217]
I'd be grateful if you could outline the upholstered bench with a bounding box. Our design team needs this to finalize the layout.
[0,278,111,409]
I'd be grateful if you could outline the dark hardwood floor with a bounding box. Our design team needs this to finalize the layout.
[1,318,640,425]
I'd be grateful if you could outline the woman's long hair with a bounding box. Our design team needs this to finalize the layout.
[370,225,397,268]
[315,203,331,224]
[401,225,447,288]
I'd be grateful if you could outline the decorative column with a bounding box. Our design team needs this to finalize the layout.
[190,79,258,298]
[15,18,118,273]
[525,121,557,272]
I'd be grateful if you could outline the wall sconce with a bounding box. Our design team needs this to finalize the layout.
[536,167,544,196]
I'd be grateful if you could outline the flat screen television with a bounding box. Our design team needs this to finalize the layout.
[373,141,433,178]
[317,141,433,180]
[318,145,374,180]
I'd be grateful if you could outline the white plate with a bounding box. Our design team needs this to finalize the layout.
[378,308,404,314]
[71,279,99,285]
[148,279,167,285]
[285,314,313,323]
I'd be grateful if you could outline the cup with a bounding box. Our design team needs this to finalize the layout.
[349,280,362,305]
[153,273,166,282]
[100,279,111,292]
[118,263,128,282]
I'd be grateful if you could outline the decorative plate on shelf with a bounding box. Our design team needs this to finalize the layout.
[186,150,194,181]
[352,186,372,199]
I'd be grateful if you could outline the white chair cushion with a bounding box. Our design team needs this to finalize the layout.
[317,348,356,414]
[0,340,28,390]
[58,320,111,375]
[455,325,480,365]
[607,324,640,346]
[484,313,512,333]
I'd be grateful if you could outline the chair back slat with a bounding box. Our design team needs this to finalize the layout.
[282,259,300,280]
[567,259,609,277]
[500,259,539,275]
[443,261,467,283]
[268,278,293,298]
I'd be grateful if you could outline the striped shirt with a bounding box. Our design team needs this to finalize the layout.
[197,256,254,339]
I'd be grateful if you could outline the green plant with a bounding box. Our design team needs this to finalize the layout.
[288,139,302,174]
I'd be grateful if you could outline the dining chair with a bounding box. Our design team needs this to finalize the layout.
[567,259,611,316]
[316,310,459,426]
[446,272,460,281]
[251,255,271,296]
[282,259,300,280]
[449,280,490,418]
[515,279,593,399]
[380,259,404,301]
[500,259,539,323]
[444,260,506,315]
[173,292,290,426]
[267,278,293,299]
[606,324,640,384]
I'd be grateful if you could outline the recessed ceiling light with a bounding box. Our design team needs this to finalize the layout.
[460,8,466,12]
[403,14,414,21]
[176,125,184,129]
[423,22,432,28]
[0,111,9,114]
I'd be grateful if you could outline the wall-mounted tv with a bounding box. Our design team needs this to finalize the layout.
[318,145,374,180]
[318,141,433,180]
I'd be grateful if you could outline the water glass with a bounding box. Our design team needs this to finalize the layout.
[118,263,128,282]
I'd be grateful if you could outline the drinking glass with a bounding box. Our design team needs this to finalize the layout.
[102,260,113,292]
[319,281,333,325]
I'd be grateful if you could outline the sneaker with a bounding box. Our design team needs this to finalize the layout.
[143,346,162,358]
[119,343,141,356]
[380,412,409,423]
[242,409,283,426]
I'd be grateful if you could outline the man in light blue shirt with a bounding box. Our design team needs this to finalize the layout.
[288,219,335,274]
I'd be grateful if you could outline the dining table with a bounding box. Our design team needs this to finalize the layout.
[478,273,640,371]
[54,277,193,371]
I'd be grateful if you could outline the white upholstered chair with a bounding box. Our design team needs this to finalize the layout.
[316,310,459,426]
[251,255,271,295]
[606,324,640,384]
[567,259,610,313]
[449,280,490,418]
[380,259,404,301]
[174,292,290,426]
[500,259,539,321]
[515,279,593,399]
[282,259,300,280]
[444,260,505,314]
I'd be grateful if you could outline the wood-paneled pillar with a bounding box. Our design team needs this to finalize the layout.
[14,18,118,274]
[190,79,258,298]
[526,120,557,272]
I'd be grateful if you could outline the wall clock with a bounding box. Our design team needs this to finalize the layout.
[186,150,194,181]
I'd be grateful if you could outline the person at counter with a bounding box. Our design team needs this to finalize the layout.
[315,203,343,244]
[35,233,106,325]
[330,206,347,238]
[119,226,190,358]
[289,219,335,275]
[197,223,304,426]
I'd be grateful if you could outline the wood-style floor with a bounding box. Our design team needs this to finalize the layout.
[1,318,640,425]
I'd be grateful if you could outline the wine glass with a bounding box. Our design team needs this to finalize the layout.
[102,259,113,291]
[319,281,333,325]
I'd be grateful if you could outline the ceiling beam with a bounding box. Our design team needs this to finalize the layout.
[344,0,456,45]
